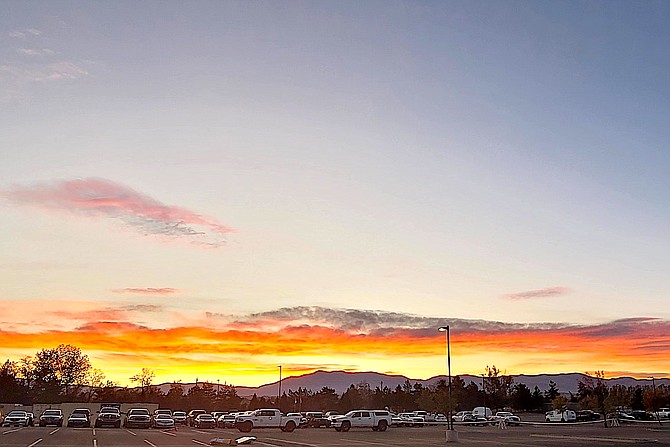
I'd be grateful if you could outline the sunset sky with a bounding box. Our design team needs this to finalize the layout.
[1,1,668,388]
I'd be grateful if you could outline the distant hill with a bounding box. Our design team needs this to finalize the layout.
[154,370,669,398]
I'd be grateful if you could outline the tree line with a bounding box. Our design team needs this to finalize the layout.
[1,346,668,414]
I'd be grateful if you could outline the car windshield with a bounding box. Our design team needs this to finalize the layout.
[8,411,26,417]
[43,410,61,415]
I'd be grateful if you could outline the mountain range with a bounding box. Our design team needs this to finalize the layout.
[155,370,669,397]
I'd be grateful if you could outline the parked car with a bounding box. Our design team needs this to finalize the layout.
[187,409,207,426]
[576,409,601,422]
[545,409,576,422]
[631,410,655,421]
[151,413,175,429]
[193,413,217,429]
[39,409,64,427]
[172,411,187,425]
[656,408,670,419]
[304,411,330,428]
[491,411,521,426]
[330,410,392,432]
[95,407,121,428]
[390,413,403,427]
[235,408,302,433]
[324,411,340,422]
[287,412,308,428]
[154,409,172,417]
[67,409,91,428]
[472,407,492,420]
[452,411,474,422]
[398,412,424,427]
[218,412,237,428]
[124,408,151,429]
[2,410,31,427]
[608,411,636,423]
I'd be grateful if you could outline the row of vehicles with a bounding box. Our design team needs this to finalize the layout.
[0,407,187,429]
[451,408,521,426]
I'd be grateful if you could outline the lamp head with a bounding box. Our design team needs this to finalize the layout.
[438,326,449,332]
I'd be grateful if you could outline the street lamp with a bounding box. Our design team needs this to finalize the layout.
[278,365,283,409]
[651,376,661,425]
[438,326,458,442]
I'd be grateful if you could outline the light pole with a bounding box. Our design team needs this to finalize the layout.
[278,365,283,410]
[439,326,458,442]
[651,376,661,425]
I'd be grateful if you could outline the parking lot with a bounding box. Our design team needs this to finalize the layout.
[3,421,670,447]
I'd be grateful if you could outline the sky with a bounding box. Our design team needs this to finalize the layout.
[0,0,669,388]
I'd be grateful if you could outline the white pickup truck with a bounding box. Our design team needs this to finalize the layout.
[235,409,301,432]
[331,410,392,432]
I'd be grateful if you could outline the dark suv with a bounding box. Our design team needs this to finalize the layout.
[95,407,121,428]
[39,409,64,427]
[124,408,151,429]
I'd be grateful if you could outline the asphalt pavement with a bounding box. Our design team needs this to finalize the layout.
[2,421,670,447]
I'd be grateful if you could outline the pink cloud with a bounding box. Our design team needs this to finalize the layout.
[112,288,178,295]
[503,286,570,301]
[3,178,234,247]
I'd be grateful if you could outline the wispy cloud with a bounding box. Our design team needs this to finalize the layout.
[17,48,58,57]
[503,286,570,301]
[2,25,91,101]
[2,178,235,247]
[48,304,164,323]
[8,28,42,39]
[112,288,178,295]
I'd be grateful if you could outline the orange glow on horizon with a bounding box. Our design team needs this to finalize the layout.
[2,313,670,387]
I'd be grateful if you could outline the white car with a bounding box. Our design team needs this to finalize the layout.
[545,409,576,422]
[398,412,424,427]
[2,410,31,427]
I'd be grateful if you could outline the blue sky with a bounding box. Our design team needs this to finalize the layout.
[0,1,668,385]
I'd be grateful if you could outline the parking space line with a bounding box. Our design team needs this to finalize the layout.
[340,439,398,446]
[265,437,319,446]
[462,438,541,447]
[2,428,23,435]
[126,429,137,436]
[159,429,177,437]
[48,428,59,435]
[192,439,210,446]
[144,440,159,447]
[27,438,43,447]
[530,433,659,444]
[252,442,282,447]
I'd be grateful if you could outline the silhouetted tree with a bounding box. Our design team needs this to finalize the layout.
[130,367,155,398]
[511,383,534,411]
[0,360,27,403]
[484,365,514,410]
[544,380,560,401]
